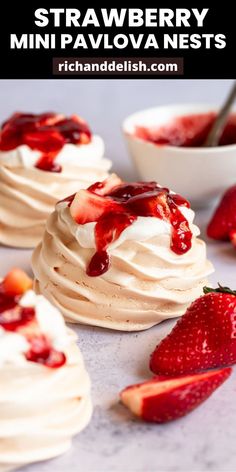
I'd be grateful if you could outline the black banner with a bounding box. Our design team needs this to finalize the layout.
[0,1,234,79]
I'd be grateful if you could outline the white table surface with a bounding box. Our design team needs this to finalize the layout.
[0,79,235,472]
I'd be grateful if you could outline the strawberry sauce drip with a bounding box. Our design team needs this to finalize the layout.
[135,113,236,147]
[0,283,65,368]
[87,251,110,277]
[85,182,191,277]
[0,112,92,172]
[25,335,66,368]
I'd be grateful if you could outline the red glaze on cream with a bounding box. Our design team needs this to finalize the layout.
[69,180,191,277]
[0,112,91,172]
[0,273,66,368]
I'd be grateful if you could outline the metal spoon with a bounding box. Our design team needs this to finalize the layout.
[204,80,236,147]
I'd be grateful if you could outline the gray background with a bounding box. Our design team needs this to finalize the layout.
[0,79,233,179]
[0,80,235,472]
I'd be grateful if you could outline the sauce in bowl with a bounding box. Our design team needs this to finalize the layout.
[135,113,236,147]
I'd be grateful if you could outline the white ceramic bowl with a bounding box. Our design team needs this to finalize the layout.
[123,104,236,207]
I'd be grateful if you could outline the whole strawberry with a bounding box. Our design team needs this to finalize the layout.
[207,185,236,240]
[150,286,236,375]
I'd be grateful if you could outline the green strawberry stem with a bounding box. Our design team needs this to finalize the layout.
[203,285,236,296]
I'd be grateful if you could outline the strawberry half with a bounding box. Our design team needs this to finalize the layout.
[70,189,123,225]
[120,368,231,423]
[2,268,33,297]
[207,185,236,240]
[150,286,236,375]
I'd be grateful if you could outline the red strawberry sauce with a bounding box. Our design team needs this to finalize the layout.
[135,113,236,147]
[0,112,91,172]
[0,282,65,368]
[74,181,192,277]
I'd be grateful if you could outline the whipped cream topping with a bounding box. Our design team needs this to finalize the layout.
[59,200,198,251]
[20,290,69,351]
[0,135,105,169]
[0,289,92,470]
[0,136,111,248]
[0,329,29,367]
[32,195,214,331]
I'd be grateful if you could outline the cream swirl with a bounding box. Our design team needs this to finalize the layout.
[32,201,214,331]
[0,291,92,471]
[0,341,92,472]
[0,136,111,248]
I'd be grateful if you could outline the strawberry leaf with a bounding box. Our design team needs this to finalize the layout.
[203,284,236,296]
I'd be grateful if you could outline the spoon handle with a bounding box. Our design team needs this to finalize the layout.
[204,80,236,147]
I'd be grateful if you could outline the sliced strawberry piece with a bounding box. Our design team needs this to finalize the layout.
[108,181,158,200]
[59,193,76,205]
[120,368,231,423]
[207,185,236,240]
[38,113,65,127]
[71,114,88,126]
[80,132,91,144]
[171,193,190,208]
[150,286,236,375]
[70,189,123,225]
[2,268,33,297]
[88,174,123,196]
[128,190,170,220]
[70,114,91,139]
